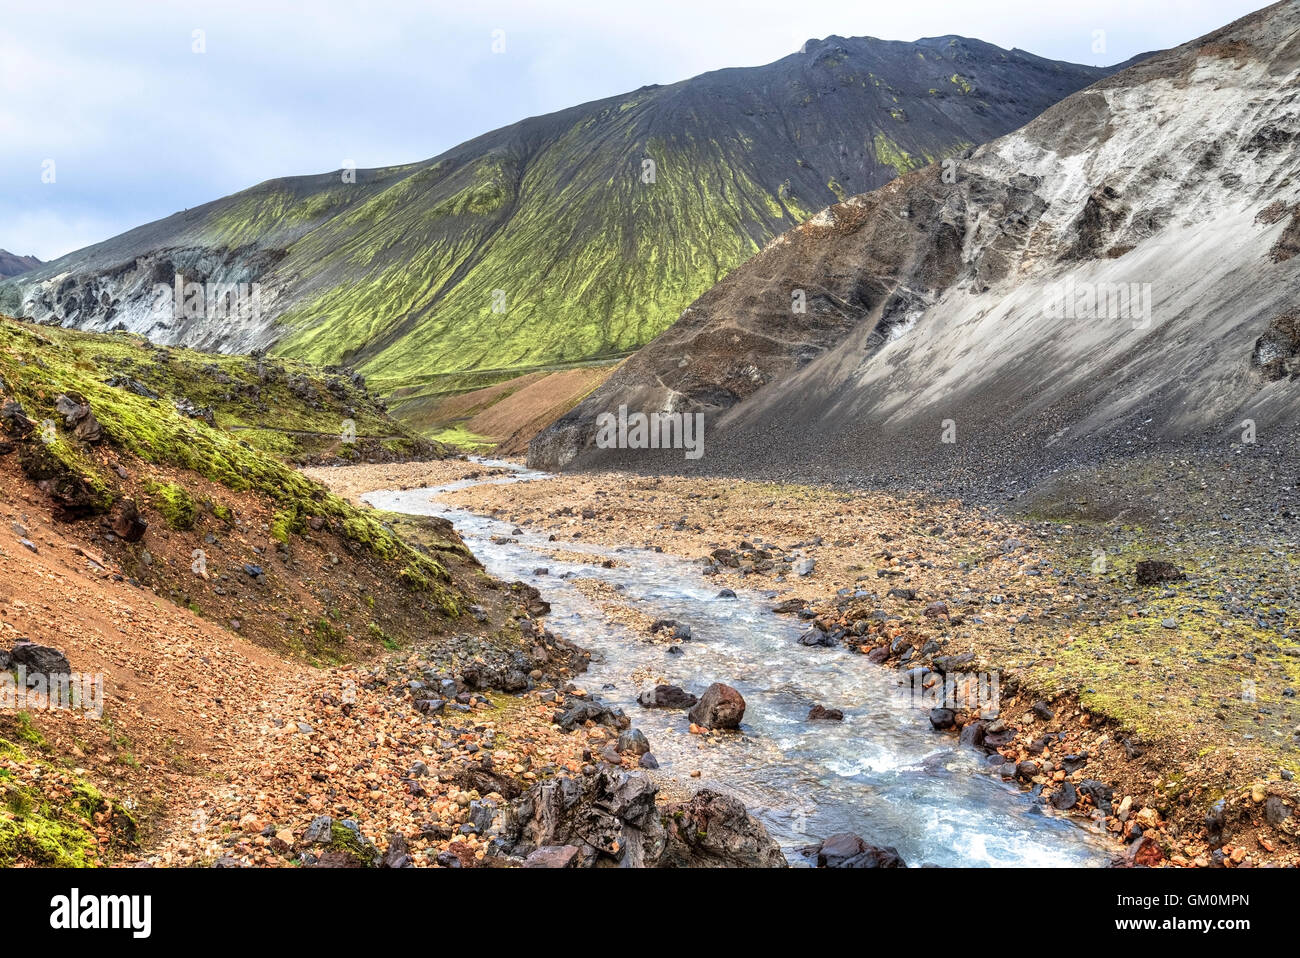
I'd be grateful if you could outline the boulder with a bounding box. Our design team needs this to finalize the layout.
[554,699,629,732]
[54,393,102,443]
[637,684,698,709]
[501,769,786,869]
[1264,796,1291,826]
[1135,559,1185,586]
[810,832,906,868]
[110,498,148,542]
[958,720,986,748]
[1050,782,1079,810]
[10,642,72,679]
[807,704,844,721]
[616,728,650,756]
[929,707,956,730]
[382,832,411,868]
[798,627,838,647]
[771,598,807,614]
[502,769,663,868]
[0,400,33,438]
[522,845,581,868]
[1078,779,1115,814]
[658,789,788,868]
[932,651,975,673]
[687,683,746,730]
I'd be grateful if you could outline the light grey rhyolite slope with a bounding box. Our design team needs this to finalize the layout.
[529,1,1300,491]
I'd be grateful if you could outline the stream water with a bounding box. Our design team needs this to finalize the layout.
[365,459,1112,867]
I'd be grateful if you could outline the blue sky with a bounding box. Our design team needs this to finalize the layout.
[0,0,1269,260]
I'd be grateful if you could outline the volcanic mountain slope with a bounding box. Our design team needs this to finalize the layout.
[1,39,1126,409]
[530,0,1300,490]
[0,251,40,279]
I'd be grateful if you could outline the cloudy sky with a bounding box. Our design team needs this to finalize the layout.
[0,0,1268,260]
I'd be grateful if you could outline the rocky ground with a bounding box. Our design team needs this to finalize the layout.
[5,444,1294,868]
[307,456,1300,867]
[0,451,790,868]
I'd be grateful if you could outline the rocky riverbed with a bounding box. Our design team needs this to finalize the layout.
[306,456,1300,867]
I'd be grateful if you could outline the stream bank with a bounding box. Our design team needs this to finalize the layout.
[356,459,1115,867]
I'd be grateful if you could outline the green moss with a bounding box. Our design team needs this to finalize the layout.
[13,712,45,749]
[0,317,462,618]
[269,136,826,397]
[872,133,920,178]
[144,479,197,530]
[398,565,432,592]
[1018,519,1300,772]
[431,423,496,452]
[326,821,375,866]
[270,506,305,543]
[0,737,130,867]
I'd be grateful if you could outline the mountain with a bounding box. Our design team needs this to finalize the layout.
[529,0,1300,490]
[1,37,1126,413]
[0,250,40,279]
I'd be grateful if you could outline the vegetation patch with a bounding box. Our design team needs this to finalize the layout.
[144,479,198,530]
[0,735,134,867]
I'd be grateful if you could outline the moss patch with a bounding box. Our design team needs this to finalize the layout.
[0,736,134,867]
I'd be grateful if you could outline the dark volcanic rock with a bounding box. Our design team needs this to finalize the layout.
[807,704,844,721]
[637,684,698,709]
[0,400,33,438]
[798,626,838,647]
[658,789,788,868]
[110,498,148,542]
[929,707,956,729]
[687,683,746,730]
[1135,559,1185,586]
[616,728,650,757]
[1050,782,1079,810]
[503,769,787,868]
[1264,796,1291,826]
[522,845,581,868]
[554,699,630,732]
[10,642,72,679]
[810,832,906,868]
[1078,779,1115,814]
[54,393,103,443]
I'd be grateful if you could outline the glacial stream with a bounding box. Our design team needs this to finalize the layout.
[364,459,1112,867]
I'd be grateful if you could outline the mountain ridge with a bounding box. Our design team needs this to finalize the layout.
[528,0,1300,491]
[2,34,1131,411]
[0,250,41,279]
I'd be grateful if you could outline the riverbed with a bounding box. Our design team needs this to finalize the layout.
[364,459,1111,867]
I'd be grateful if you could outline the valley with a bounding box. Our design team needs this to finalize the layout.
[0,0,1296,884]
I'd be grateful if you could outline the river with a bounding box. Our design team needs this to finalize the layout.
[363,459,1112,867]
